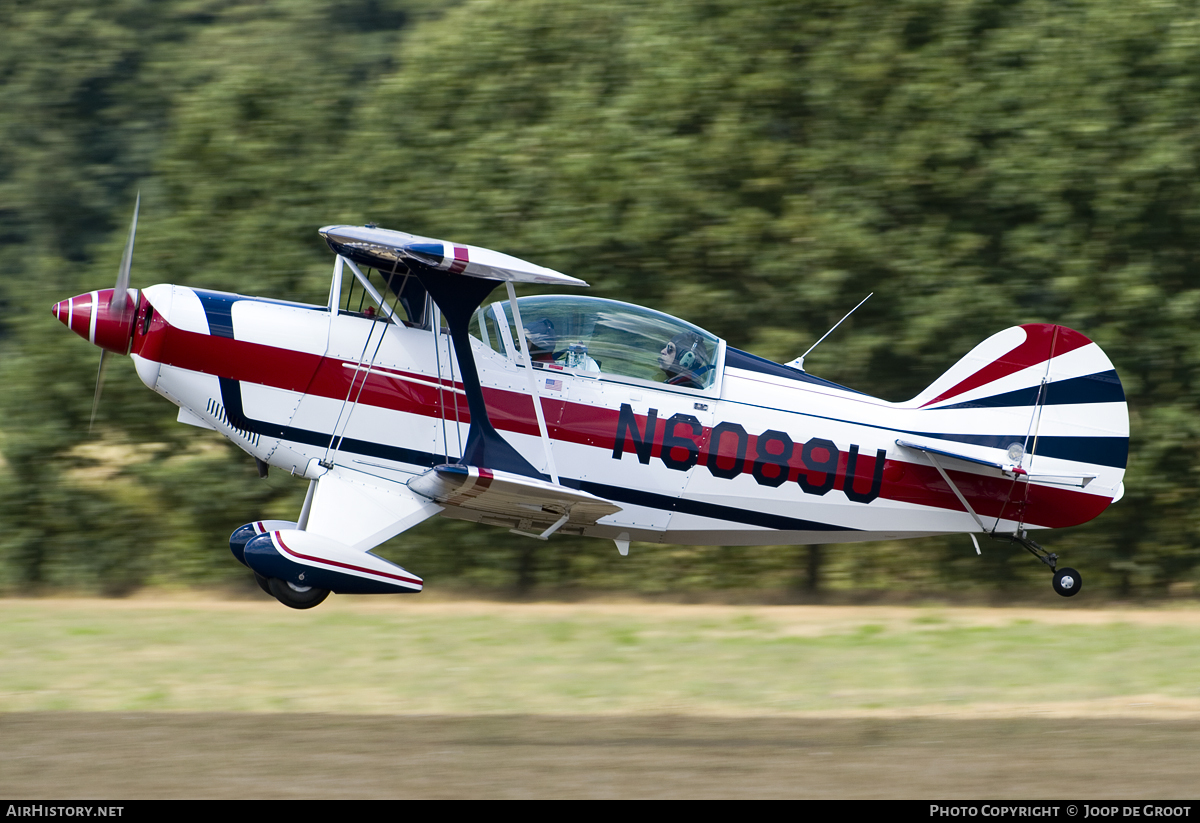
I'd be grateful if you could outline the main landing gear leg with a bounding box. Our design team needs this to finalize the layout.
[1010,531,1082,597]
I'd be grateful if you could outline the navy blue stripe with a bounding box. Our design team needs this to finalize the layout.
[405,243,446,265]
[219,378,449,468]
[1032,435,1129,468]
[195,290,239,339]
[218,379,855,533]
[572,480,856,533]
[724,348,866,394]
[936,370,1125,410]
[930,432,1128,469]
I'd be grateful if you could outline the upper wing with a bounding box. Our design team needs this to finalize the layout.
[319,225,588,287]
[407,465,622,538]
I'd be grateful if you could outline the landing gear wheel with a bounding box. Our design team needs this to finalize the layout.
[253,572,272,596]
[267,577,330,609]
[1052,567,1082,598]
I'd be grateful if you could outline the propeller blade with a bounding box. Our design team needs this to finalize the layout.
[91,193,139,432]
[89,349,109,433]
[110,191,139,316]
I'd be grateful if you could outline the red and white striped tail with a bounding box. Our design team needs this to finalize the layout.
[912,324,1119,411]
[907,323,1128,508]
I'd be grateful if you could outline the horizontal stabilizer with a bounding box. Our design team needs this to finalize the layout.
[896,439,1097,487]
[407,465,622,533]
[896,439,1011,472]
[319,225,588,287]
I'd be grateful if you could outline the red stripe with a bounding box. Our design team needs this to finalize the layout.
[923,324,1092,407]
[446,467,495,505]
[137,317,558,439]
[70,294,92,336]
[139,324,325,392]
[448,245,468,274]
[881,460,1111,528]
[274,532,421,586]
[143,320,1111,530]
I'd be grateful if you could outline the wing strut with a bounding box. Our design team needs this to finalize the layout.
[510,509,570,540]
[431,301,451,461]
[899,446,987,556]
[342,258,400,323]
[320,225,589,479]
[322,304,388,468]
[418,271,543,476]
[505,281,559,484]
[922,451,990,535]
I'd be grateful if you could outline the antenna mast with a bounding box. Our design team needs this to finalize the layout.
[788,293,872,372]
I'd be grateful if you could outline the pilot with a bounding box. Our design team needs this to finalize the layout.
[659,331,710,388]
[522,317,600,372]
[523,318,558,363]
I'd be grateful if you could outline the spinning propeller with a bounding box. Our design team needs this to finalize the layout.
[51,194,141,430]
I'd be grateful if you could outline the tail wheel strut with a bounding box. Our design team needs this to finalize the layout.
[1010,531,1057,572]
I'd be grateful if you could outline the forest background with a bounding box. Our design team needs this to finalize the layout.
[2,0,1198,599]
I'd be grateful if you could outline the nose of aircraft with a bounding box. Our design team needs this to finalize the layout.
[52,288,138,355]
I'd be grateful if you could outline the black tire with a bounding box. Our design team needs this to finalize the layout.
[1053,567,1083,598]
[253,572,272,596]
[267,576,330,609]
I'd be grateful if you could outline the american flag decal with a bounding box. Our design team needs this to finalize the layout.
[545,378,562,391]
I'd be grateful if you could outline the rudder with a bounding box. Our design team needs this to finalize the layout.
[907,323,1128,528]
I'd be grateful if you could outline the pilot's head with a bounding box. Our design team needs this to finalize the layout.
[659,331,708,382]
[524,318,557,362]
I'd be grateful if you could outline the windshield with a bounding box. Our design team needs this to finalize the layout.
[471,295,719,389]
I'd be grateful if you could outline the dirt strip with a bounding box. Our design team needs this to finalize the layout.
[3,713,1198,799]
[9,594,1200,626]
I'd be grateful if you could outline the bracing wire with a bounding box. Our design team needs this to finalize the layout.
[323,266,392,466]
[322,319,378,464]
[333,331,387,456]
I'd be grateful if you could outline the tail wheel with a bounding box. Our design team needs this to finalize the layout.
[1052,567,1083,598]
[267,577,330,609]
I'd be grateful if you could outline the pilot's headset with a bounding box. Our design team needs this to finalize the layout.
[670,332,707,373]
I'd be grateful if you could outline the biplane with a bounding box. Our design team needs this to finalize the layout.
[54,205,1128,607]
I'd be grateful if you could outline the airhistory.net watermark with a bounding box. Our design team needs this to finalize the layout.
[6,807,123,817]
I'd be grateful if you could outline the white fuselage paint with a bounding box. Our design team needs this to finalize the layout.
[133,285,1127,547]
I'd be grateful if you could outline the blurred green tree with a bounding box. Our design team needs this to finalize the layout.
[3,0,1199,597]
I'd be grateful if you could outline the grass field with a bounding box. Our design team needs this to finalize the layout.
[3,596,1200,797]
[4,596,1200,716]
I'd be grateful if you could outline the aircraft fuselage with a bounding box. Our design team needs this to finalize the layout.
[114,283,1125,547]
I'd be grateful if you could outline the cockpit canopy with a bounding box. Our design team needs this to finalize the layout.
[472,295,721,390]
